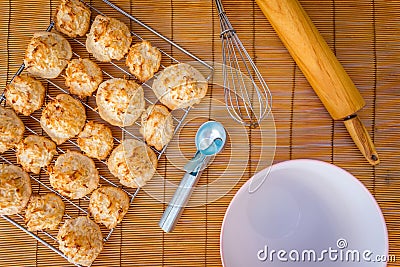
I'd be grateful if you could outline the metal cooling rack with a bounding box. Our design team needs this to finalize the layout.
[0,0,213,266]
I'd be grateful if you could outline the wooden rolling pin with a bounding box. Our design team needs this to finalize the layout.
[256,0,379,165]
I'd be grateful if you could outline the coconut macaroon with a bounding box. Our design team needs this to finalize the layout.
[57,216,103,267]
[54,0,91,38]
[86,15,132,62]
[77,121,114,160]
[65,58,103,98]
[16,135,57,174]
[5,74,46,116]
[0,106,25,153]
[96,78,145,127]
[24,193,65,232]
[89,186,129,229]
[126,41,161,83]
[24,31,72,79]
[140,104,174,151]
[40,94,86,145]
[152,63,208,110]
[48,151,99,199]
[0,164,32,215]
[108,139,158,188]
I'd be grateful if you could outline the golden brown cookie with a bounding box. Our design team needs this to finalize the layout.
[77,121,114,160]
[108,139,158,188]
[0,164,32,215]
[5,74,46,116]
[86,15,132,62]
[57,216,103,266]
[64,58,103,98]
[89,186,130,229]
[24,32,72,79]
[96,78,145,127]
[48,151,99,199]
[140,104,174,151]
[16,135,57,174]
[0,106,24,153]
[126,41,161,82]
[40,94,86,145]
[24,193,65,231]
[152,63,208,110]
[54,0,91,38]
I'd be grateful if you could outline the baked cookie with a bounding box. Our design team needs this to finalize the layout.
[24,193,65,231]
[140,104,174,151]
[77,121,114,160]
[86,15,132,62]
[48,151,99,199]
[54,0,91,38]
[108,139,158,188]
[96,78,145,127]
[57,216,103,266]
[126,41,161,82]
[89,186,129,229]
[0,164,31,215]
[40,94,86,145]
[16,135,57,174]
[152,63,208,110]
[65,58,103,98]
[5,74,46,116]
[0,106,24,153]
[24,31,72,79]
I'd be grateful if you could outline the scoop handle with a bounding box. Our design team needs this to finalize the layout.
[159,156,211,233]
[159,172,200,233]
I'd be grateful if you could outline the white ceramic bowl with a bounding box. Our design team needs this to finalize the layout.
[221,159,388,267]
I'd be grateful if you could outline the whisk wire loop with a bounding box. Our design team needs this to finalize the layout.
[215,0,272,128]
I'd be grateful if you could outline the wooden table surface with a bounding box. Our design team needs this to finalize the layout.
[0,0,399,266]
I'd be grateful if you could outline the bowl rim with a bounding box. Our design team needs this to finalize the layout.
[219,158,388,267]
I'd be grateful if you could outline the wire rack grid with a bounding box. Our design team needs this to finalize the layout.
[0,0,213,266]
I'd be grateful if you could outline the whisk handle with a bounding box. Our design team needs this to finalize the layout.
[214,0,225,14]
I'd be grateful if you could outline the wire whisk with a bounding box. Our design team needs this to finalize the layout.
[214,0,272,128]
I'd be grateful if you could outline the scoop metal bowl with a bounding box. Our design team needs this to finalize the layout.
[183,121,226,173]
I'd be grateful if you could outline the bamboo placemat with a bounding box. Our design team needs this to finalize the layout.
[0,0,399,266]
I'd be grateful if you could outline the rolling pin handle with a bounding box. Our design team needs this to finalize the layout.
[343,115,380,165]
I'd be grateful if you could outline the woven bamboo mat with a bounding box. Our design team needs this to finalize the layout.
[0,0,399,266]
